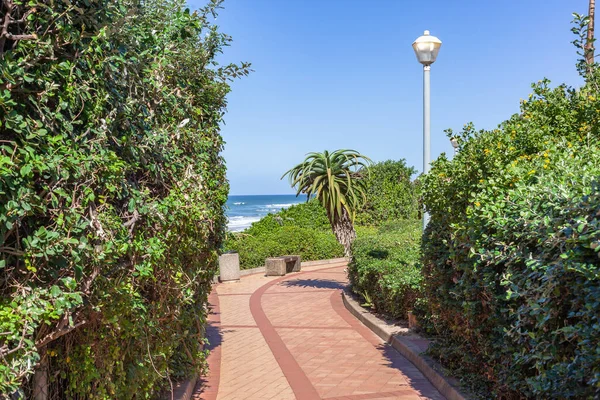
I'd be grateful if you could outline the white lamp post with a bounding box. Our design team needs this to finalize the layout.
[450,137,459,155]
[413,30,442,231]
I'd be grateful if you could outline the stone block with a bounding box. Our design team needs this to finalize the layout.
[265,258,286,276]
[285,255,301,272]
[219,253,240,282]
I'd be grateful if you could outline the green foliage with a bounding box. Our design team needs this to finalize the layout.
[348,221,422,319]
[0,0,248,397]
[356,159,418,225]
[282,149,373,257]
[419,17,600,398]
[224,201,343,269]
[282,149,372,220]
[242,199,332,234]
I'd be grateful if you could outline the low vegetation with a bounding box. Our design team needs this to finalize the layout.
[224,201,344,269]
[348,220,422,319]
[225,159,418,270]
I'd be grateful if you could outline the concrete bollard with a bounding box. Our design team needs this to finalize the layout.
[219,252,240,282]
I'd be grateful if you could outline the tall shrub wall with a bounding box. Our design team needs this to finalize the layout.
[420,55,600,398]
[0,0,248,397]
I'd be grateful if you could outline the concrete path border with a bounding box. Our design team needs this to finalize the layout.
[341,290,469,400]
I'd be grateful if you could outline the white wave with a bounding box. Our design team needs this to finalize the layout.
[232,202,245,205]
[227,216,261,232]
[264,203,295,209]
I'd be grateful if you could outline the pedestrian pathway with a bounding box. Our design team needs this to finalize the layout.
[192,261,445,400]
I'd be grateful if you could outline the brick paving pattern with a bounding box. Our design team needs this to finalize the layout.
[192,262,445,400]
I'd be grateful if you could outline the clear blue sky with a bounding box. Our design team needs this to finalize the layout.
[188,0,588,195]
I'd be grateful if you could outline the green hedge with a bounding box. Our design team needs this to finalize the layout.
[356,160,418,225]
[420,48,600,398]
[226,225,344,269]
[348,221,422,319]
[224,200,343,269]
[0,0,248,397]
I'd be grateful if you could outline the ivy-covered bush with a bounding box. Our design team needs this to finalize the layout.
[224,201,343,268]
[419,16,600,399]
[348,220,422,319]
[0,0,248,397]
[356,160,418,225]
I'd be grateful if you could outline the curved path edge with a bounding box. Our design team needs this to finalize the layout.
[341,290,470,400]
[248,268,347,400]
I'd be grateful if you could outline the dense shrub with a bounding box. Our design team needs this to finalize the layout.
[242,199,332,233]
[225,225,344,269]
[348,221,422,319]
[224,201,343,268]
[356,160,418,225]
[0,0,248,397]
[420,19,600,398]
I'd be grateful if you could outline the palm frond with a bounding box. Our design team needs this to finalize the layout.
[281,149,373,224]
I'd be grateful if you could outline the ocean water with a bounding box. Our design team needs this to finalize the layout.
[226,194,309,232]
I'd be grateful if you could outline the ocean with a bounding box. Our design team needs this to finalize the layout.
[226,194,310,232]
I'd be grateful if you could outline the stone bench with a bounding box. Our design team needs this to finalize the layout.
[265,255,301,276]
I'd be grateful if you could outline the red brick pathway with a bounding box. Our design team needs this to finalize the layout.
[192,262,445,400]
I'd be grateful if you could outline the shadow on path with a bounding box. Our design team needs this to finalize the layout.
[280,278,346,290]
[193,302,222,400]
[375,342,445,399]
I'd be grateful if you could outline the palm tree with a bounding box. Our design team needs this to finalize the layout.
[282,149,372,257]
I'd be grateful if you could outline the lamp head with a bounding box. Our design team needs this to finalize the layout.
[412,30,442,66]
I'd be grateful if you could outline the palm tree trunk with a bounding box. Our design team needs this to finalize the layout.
[587,0,596,66]
[330,207,356,258]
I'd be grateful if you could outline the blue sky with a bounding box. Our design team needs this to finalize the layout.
[188,0,588,195]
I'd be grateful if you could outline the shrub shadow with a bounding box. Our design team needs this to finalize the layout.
[281,278,346,290]
[367,249,389,259]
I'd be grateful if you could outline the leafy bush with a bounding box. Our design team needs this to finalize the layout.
[226,225,344,269]
[420,18,600,398]
[224,200,343,269]
[242,199,332,234]
[356,160,418,225]
[0,0,248,397]
[348,220,422,319]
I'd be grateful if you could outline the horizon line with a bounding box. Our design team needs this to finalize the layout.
[228,193,308,197]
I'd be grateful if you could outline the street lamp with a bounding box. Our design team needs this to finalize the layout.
[413,30,442,231]
[450,137,459,155]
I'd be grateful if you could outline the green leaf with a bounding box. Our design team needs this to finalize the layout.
[20,164,32,176]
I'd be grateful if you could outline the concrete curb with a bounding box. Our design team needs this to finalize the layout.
[301,257,348,267]
[169,378,197,400]
[240,265,265,276]
[341,290,469,400]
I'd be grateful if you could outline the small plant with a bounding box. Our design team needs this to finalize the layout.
[360,290,374,309]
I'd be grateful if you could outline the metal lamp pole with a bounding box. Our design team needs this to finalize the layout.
[412,30,442,231]
[422,64,431,230]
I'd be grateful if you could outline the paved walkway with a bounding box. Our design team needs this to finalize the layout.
[192,261,445,400]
